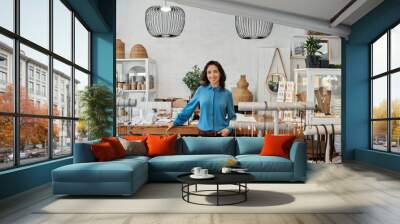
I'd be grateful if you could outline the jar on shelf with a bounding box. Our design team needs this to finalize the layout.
[123,83,130,90]
[131,82,137,90]
[137,82,143,90]
[149,75,154,89]
[117,82,124,89]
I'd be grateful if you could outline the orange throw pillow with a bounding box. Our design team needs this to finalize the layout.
[260,135,296,159]
[91,142,117,161]
[124,135,148,141]
[101,137,126,158]
[147,135,177,157]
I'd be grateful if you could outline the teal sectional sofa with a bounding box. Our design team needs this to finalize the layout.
[52,137,307,196]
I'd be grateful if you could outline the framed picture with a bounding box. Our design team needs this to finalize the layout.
[316,40,329,60]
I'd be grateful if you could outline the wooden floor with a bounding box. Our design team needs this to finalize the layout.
[1,161,400,224]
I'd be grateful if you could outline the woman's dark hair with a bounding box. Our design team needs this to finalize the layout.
[201,60,226,89]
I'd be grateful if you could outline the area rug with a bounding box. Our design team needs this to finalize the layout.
[37,183,361,214]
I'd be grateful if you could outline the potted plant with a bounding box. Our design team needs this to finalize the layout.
[304,36,322,68]
[182,65,201,97]
[79,84,113,140]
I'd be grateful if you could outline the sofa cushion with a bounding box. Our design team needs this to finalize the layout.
[73,140,100,163]
[115,155,150,163]
[180,137,235,155]
[119,138,147,156]
[91,142,118,161]
[236,155,293,172]
[236,137,264,155]
[101,137,127,158]
[52,159,147,183]
[147,135,177,157]
[149,154,235,172]
[260,135,296,159]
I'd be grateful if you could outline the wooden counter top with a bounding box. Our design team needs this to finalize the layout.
[117,124,258,136]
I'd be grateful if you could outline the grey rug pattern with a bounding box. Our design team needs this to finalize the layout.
[38,183,361,214]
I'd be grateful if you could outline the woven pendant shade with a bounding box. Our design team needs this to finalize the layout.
[235,16,273,39]
[145,6,185,38]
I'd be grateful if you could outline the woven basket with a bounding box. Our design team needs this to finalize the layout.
[130,44,148,58]
[116,39,125,59]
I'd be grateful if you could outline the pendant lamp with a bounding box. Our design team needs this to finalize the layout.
[235,16,273,39]
[145,1,185,38]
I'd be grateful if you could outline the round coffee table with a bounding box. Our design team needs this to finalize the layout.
[177,173,255,206]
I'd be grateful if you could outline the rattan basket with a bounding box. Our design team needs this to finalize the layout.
[130,44,148,58]
[116,39,125,59]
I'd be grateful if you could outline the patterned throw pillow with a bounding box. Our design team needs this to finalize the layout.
[118,137,147,156]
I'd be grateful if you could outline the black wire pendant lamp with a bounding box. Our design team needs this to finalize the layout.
[235,16,273,39]
[145,1,185,38]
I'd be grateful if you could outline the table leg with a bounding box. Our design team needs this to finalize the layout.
[181,184,183,199]
[217,184,219,206]
[195,184,197,192]
[245,183,247,201]
[187,184,190,202]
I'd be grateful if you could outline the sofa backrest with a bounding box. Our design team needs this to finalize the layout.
[73,136,264,161]
[73,140,100,163]
[235,137,264,155]
[179,137,236,155]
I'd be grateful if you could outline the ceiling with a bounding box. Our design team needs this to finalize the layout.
[224,0,353,24]
[171,0,384,37]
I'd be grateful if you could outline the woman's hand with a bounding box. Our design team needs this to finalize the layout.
[218,128,231,137]
[166,123,175,133]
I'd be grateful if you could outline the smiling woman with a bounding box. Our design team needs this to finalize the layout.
[169,61,236,137]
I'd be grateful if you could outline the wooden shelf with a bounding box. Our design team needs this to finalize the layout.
[117,89,156,93]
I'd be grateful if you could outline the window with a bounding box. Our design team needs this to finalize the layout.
[0,0,14,31]
[0,71,6,84]
[74,18,89,70]
[0,116,13,170]
[0,1,91,170]
[53,0,72,60]
[20,0,49,49]
[371,23,400,154]
[74,69,89,118]
[53,119,72,158]
[35,83,40,95]
[0,34,14,113]
[0,55,7,67]
[0,53,8,91]
[42,85,46,97]
[28,67,34,80]
[28,81,34,94]
[35,70,41,81]
[53,59,72,117]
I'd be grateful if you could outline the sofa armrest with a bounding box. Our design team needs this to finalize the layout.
[73,140,100,163]
[289,141,307,181]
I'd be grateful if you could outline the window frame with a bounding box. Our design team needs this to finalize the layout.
[370,21,400,154]
[0,0,92,171]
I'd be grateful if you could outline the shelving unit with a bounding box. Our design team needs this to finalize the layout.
[294,68,341,125]
[116,58,157,133]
